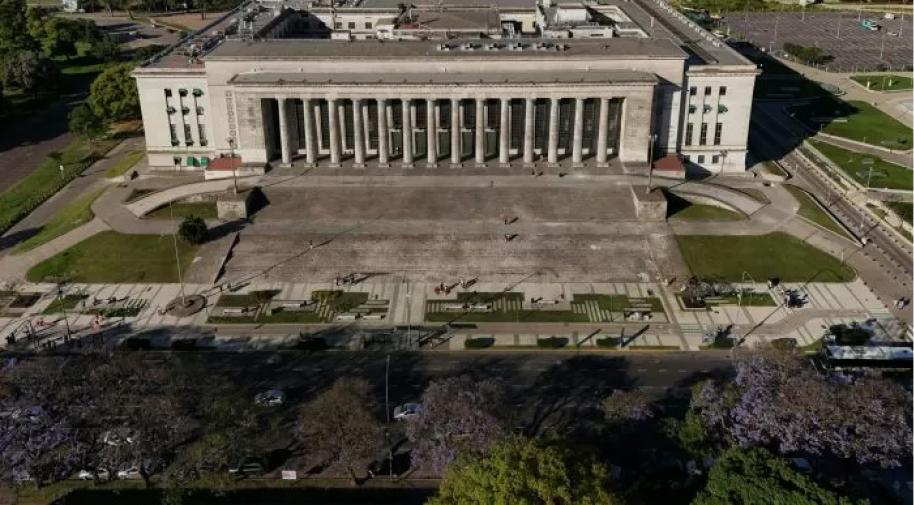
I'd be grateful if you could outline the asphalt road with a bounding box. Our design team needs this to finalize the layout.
[196,350,733,431]
[752,104,913,324]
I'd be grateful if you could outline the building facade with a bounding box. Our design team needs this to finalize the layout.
[133,0,758,174]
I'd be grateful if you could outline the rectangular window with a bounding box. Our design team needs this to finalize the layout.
[719,86,727,96]
[440,101,451,129]
[463,101,475,129]
[415,101,427,129]
[198,124,207,144]
[689,86,697,96]
[183,123,192,144]
[365,22,373,29]
[486,100,499,129]
[164,89,172,98]
[334,22,341,29]
[704,86,712,95]
[713,123,723,145]
[348,22,355,29]
[712,155,720,164]
[685,123,694,146]
[697,155,705,164]
[169,124,178,143]
[699,123,708,146]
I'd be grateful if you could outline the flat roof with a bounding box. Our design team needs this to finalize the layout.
[359,0,533,8]
[205,37,687,60]
[228,69,659,85]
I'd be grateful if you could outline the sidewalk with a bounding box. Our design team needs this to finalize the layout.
[0,277,897,353]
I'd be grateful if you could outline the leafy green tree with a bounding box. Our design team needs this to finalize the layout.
[88,63,138,122]
[3,50,58,96]
[0,0,36,57]
[68,104,106,139]
[179,215,208,244]
[430,436,619,505]
[91,35,121,62]
[693,446,865,505]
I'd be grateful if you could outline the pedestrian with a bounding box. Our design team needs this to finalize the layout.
[504,217,508,225]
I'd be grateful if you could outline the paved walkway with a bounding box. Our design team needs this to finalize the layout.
[0,277,898,353]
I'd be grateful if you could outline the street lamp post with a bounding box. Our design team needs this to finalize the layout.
[169,201,187,305]
[56,285,71,342]
[227,137,239,195]
[646,133,658,193]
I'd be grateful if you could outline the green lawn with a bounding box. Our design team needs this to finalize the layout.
[783,185,851,239]
[808,140,912,191]
[42,294,88,315]
[885,201,913,225]
[793,99,912,149]
[13,188,105,254]
[676,232,856,282]
[27,231,199,283]
[0,136,120,235]
[146,201,218,220]
[850,74,913,91]
[105,150,144,178]
[666,191,744,221]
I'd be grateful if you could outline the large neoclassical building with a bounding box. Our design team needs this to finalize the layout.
[134,0,758,173]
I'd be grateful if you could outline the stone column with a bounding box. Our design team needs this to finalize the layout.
[474,98,485,165]
[277,98,292,165]
[402,98,413,167]
[498,98,510,165]
[572,98,584,165]
[427,99,437,167]
[328,98,340,166]
[353,98,365,167]
[547,98,559,164]
[377,99,389,167]
[523,98,534,165]
[596,98,609,165]
[303,98,316,166]
[450,98,461,165]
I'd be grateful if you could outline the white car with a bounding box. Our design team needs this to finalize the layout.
[393,402,422,420]
[77,469,110,481]
[254,389,286,407]
[117,467,141,480]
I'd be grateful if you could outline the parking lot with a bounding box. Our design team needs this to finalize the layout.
[723,12,912,72]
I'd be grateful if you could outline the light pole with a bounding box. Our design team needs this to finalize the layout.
[646,133,658,193]
[720,149,729,173]
[169,201,187,305]
[56,284,71,342]
[227,137,239,195]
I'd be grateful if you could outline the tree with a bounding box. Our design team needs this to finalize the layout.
[88,63,138,122]
[0,0,36,57]
[693,446,864,505]
[430,436,619,505]
[3,50,58,96]
[68,104,106,139]
[179,215,208,244]
[91,35,121,63]
[601,389,655,425]
[38,17,80,60]
[692,350,912,468]
[132,44,166,62]
[406,376,508,474]
[296,378,383,484]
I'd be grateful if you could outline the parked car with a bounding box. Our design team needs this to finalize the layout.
[117,467,141,480]
[228,457,265,477]
[254,389,285,407]
[393,402,421,421]
[77,469,110,481]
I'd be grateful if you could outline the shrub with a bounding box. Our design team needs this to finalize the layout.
[464,337,494,349]
[178,215,208,244]
[537,336,567,349]
[596,337,620,348]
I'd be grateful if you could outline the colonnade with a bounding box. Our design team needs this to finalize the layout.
[267,96,623,168]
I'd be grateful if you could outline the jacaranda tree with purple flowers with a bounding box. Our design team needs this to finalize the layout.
[406,375,509,474]
[691,349,911,468]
